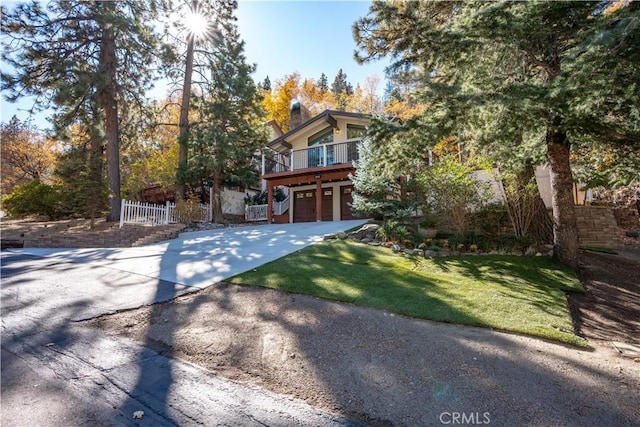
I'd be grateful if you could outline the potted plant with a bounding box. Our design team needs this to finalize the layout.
[418,217,438,238]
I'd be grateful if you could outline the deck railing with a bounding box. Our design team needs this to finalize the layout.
[262,140,360,174]
[245,196,290,221]
[245,204,268,221]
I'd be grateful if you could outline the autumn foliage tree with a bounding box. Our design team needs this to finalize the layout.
[0,116,57,195]
[1,1,171,221]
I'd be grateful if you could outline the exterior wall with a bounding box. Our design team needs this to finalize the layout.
[535,166,589,208]
[221,188,257,215]
[289,180,352,222]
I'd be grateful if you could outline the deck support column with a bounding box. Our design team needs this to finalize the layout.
[267,183,274,223]
[316,178,322,222]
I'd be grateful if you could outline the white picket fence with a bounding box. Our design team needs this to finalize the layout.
[120,200,211,228]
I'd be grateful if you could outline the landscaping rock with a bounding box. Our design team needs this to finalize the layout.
[323,233,337,240]
[413,249,424,257]
[391,244,402,252]
[337,231,347,240]
[403,248,414,255]
[361,237,372,243]
[348,224,379,241]
[367,242,381,247]
[424,250,438,257]
[525,246,538,256]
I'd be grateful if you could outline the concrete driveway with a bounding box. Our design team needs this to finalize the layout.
[1,220,368,426]
[7,220,367,319]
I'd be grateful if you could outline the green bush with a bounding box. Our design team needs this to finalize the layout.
[1,180,63,220]
[377,220,409,243]
[244,188,286,206]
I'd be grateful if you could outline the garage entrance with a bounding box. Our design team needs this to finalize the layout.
[293,189,334,222]
[340,185,355,220]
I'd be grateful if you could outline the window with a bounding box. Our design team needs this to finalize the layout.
[346,124,366,140]
[307,127,333,146]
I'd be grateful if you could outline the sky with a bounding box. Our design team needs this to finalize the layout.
[0,0,389,131]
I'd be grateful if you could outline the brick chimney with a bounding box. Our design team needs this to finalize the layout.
[290,100,311,131]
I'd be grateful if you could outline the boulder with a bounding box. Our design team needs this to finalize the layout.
[348,223,380,241]
[337,231,347,240]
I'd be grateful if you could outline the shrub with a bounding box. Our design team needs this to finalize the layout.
[172,198,203,224]
[377,220,409,243]
[244,188,286,206]
[1,180,63,220]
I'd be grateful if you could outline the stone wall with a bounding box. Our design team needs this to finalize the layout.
[575,206,621,248]
[612,207,640,230]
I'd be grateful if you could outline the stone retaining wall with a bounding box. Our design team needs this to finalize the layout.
[575,206,621,248]
[612,207,640,230]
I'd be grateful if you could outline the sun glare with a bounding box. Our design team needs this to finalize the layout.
[185,10,209,38]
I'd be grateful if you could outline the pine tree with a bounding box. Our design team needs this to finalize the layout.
[188,0,266,223]
[1,1,169,222]
[318,73,329,93]
[354,1,640,268]
[260,76,272,91]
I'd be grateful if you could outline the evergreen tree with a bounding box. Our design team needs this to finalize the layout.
[260,76,272,91]
[354,1,640,268]
[331,69,351,95]
[1,1,169,221]
[318,73,329,93]
[188,0,266,223]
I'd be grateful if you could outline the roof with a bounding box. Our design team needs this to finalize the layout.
[267,110,370,150]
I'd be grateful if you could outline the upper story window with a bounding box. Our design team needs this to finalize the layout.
[346,124,366,140]
[308,127,333,146]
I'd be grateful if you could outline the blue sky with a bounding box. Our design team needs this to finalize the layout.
[0,0,388,131]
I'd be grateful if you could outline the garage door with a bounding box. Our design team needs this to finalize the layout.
[340,186,355,220]
[293,189,334,222]
[294,190,316,222]
[321,189,333,221]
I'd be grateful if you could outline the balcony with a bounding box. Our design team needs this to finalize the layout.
[262,139,360,176]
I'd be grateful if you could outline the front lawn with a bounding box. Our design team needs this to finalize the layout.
[229,240,586,347]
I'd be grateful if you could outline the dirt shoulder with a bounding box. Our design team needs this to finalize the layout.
[569,249,640,345]
[91,250,640,426]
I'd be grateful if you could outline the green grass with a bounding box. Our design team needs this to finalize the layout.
[230,240,586,347]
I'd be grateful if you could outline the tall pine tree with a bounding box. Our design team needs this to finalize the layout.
[1,1,169,221]
[188,0,266,223]
[354,1,640,268]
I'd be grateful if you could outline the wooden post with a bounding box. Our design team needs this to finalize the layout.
[267,183,274,223]
[316,178,322,222]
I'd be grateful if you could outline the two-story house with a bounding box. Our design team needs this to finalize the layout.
[260,102,370,223]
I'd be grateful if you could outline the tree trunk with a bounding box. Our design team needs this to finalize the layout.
[177,36,195,201]
[87,127,104,229]
[212,170,224,223]
[99,15,120,222]
[520,163,553,244]
[546,117,579,268]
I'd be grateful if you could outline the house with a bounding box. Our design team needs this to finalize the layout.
[259,102,370,223]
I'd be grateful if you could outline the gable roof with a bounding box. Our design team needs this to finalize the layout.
[268,110,370,151]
